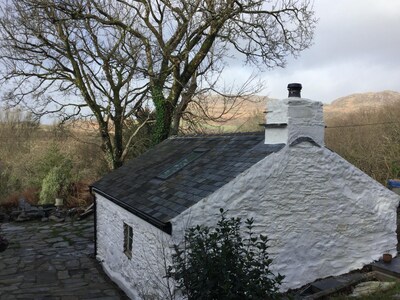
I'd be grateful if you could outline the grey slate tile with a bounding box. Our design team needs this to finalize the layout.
[92,132,284,225]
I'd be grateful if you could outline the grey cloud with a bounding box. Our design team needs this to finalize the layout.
[259,0,400,102]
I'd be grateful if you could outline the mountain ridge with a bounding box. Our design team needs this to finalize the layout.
[198,90,400,132]
[324,90,400,116]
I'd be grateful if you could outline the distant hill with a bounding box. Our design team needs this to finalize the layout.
[53,91,400,134]
[324,91,400,120]
[205,91,400,131]
[184,95,267,132]
[188,91,400,132]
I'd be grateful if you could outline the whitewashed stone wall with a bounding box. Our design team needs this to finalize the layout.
[287,99,324,146]
[96,194,174,299]
[172,142,399,291]
[265,98,324,146]
[265,99,289,144]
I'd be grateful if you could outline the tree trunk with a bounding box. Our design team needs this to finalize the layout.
[112,110,124,169]
[98,123,118,170]
[170,109,181,136]
[152,87,174,145]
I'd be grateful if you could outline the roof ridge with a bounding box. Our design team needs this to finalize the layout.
[168,131,263,139]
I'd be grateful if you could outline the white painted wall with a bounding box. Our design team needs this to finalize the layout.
[265,99,288,144]
[264,127,288,145]
[96,194,174,300]
[172,142,399,291]
[287,98,324,146]
[96,141,399,295]
[265,98,324,146]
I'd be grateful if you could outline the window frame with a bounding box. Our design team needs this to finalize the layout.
[123,222,133,259]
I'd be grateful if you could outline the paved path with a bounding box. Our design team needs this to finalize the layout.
[0,216,129,300]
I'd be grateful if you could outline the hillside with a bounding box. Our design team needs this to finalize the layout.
[230,90,400,128]
[34,91,400,134]
[324,91,400,120]
[184,95,266,132]
[323,90,400,185]
[189,91,400,132]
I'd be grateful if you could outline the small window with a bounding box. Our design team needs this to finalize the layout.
[123,223,133,258]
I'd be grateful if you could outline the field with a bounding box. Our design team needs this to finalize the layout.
[0,117,105,207]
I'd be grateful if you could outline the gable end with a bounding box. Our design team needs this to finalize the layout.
[92,187,172,234]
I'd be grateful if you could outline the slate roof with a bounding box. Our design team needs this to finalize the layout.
[92,132,284,232]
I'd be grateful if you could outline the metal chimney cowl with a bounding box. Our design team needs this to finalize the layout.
[287,83,302,98]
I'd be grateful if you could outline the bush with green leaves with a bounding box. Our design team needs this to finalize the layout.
[39,158,72,205]
[169,209,284,300]
[30,144,69,189]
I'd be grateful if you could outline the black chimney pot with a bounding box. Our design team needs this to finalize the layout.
[287,83,302,98]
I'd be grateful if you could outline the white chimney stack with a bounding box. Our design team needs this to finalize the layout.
[264,83,325,146]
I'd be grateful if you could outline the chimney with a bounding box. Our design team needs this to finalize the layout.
[264,83,324,146]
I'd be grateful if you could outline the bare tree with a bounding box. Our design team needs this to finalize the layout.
[0,0,316,158]
[75,0,316,143]
[0,0,151,169]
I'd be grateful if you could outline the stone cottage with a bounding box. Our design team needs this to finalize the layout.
[91,84,399,299]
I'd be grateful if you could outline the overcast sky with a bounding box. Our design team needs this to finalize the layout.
[224,0,400,103]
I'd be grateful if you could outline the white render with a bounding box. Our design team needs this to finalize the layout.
[266,98,288,124]
[265,98,288,144]
[96,194,174,299]
[265,97,324,146]
[96,141,399,296]
[264,126,288,145]
[171,142,399,291]
[287,98,324,146]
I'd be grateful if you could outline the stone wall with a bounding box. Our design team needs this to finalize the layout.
[96,195,173,300]
[287,99,324,146]
[265,97,324,146]
[264,98,289,144]
[96,141,399,295]
[172,142,399,291]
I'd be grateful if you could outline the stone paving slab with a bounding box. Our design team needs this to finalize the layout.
[309,272,364,292]
[0,216,129,299]
[371,256,400,277]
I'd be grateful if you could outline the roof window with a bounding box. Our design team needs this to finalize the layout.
[157,148,207,180]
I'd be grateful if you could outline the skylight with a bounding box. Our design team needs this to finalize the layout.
[157,148,207,180]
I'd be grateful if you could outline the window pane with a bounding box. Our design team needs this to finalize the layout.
[128,226,133,252]
[124,223,133,258]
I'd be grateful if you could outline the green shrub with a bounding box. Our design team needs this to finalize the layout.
[39,159,72,205]
[30,144,68,188]
[169,209,284,300]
